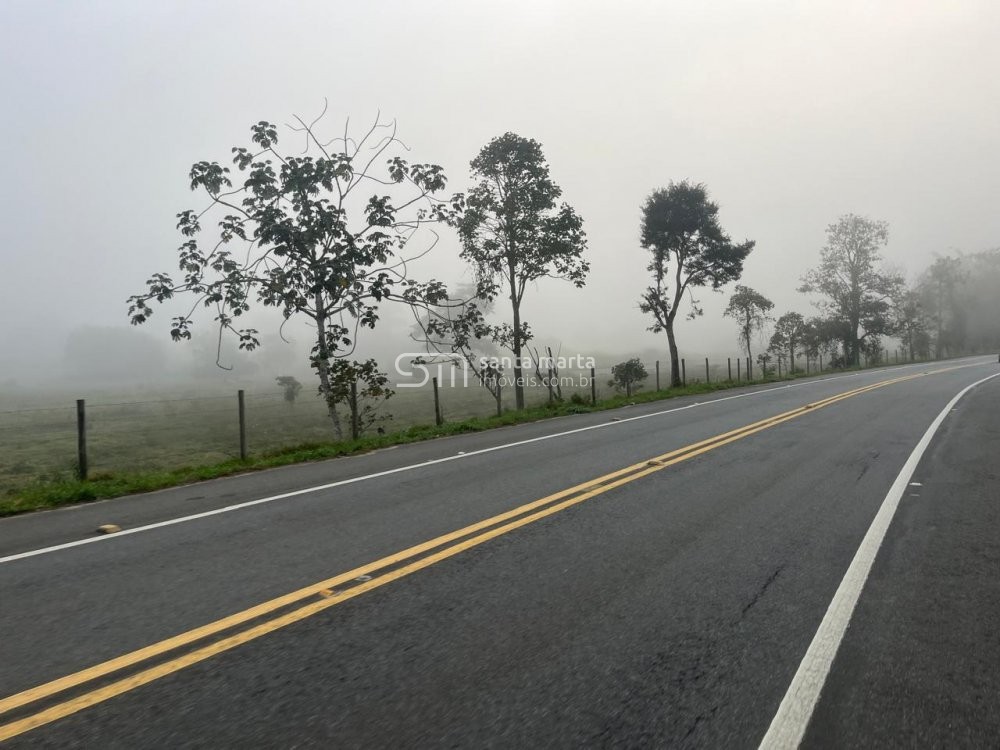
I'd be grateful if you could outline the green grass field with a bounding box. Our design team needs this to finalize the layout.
[0,356,887,515]
[0,372,606,496]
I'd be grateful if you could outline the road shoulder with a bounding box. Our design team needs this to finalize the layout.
[803,377,1000,746]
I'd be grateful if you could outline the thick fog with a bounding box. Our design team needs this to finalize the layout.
[2,0,998,391]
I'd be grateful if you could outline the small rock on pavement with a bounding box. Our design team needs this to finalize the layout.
[96,524,121,535]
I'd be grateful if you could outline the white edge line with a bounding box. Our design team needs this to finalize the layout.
[1,358,992,566]
[758,370,1000,750]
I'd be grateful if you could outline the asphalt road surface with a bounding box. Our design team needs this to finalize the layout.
[1,357,998,748]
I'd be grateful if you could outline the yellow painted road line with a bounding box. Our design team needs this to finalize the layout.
[1,375,903,719]
[0,367,965,742]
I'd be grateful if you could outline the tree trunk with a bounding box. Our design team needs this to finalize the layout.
[314,310,343,439]
[665,321,681,388]
[509,261,525,410]
[935,281,944,359]
[512,300,525,409]
[349,380,360,440]
[849,318,861,367]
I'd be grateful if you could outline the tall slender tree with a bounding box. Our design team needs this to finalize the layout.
[639,181,754,387]
[457,133,588,409]
[724,285,774,364]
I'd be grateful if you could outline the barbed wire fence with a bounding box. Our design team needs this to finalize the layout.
[0,345,927,491]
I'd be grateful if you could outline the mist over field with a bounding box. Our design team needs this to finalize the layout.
[6,5,1000,743]
[1,0,998,401]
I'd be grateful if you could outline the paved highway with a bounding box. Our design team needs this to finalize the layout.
[0,357,997,747]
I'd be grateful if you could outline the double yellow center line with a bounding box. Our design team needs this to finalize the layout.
[0,369,942,741]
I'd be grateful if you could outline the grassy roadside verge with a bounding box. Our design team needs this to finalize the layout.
[0,363,916,516]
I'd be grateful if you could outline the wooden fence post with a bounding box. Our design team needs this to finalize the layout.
[655,360,660,391]
[76,399,88,480]
[681,359,687,387]
[432,377,443,426]
[590,367,597,405]
[238,390,247,460]
[705,357,710,384]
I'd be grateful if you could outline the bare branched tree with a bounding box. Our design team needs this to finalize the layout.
[128,105,462,438]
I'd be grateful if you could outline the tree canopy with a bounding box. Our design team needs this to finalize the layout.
[799,214,903,367]
[768,311,806,370]
[639,181,754,387]
[456,132,588,409]
[724,285,774,364]
[128,109,460,437]
[609,358,648,397]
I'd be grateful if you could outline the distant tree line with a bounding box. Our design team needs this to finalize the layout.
[718,215,1000,374]
[127,106,1000,439]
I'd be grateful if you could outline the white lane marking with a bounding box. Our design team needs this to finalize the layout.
[1,358,991,566]
[758,370,1000,750]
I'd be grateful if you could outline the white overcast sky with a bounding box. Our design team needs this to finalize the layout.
[1,0,998,381]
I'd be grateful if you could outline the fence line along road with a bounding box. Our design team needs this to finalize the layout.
[0,348,936,488]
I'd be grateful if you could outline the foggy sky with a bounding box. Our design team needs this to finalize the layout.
[2,0,998,386]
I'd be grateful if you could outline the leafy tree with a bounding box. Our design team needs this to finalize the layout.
[917,256,965,358]
[756,351,773,378]
[639,181,754,387]
[127,109,460,438]
[861,335,885,365]
[724,285,774,364]
[275,375,302,404]
[768,312,806,372]
[766,343,788,372]
[891,287,929,361]
[457,133,589,410]
[800,316,848,366]
[328,359,394,439]
[908,250,1000,357]
[609,358,648,397]
[799,214,903,367]
[955,249,1000,353]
